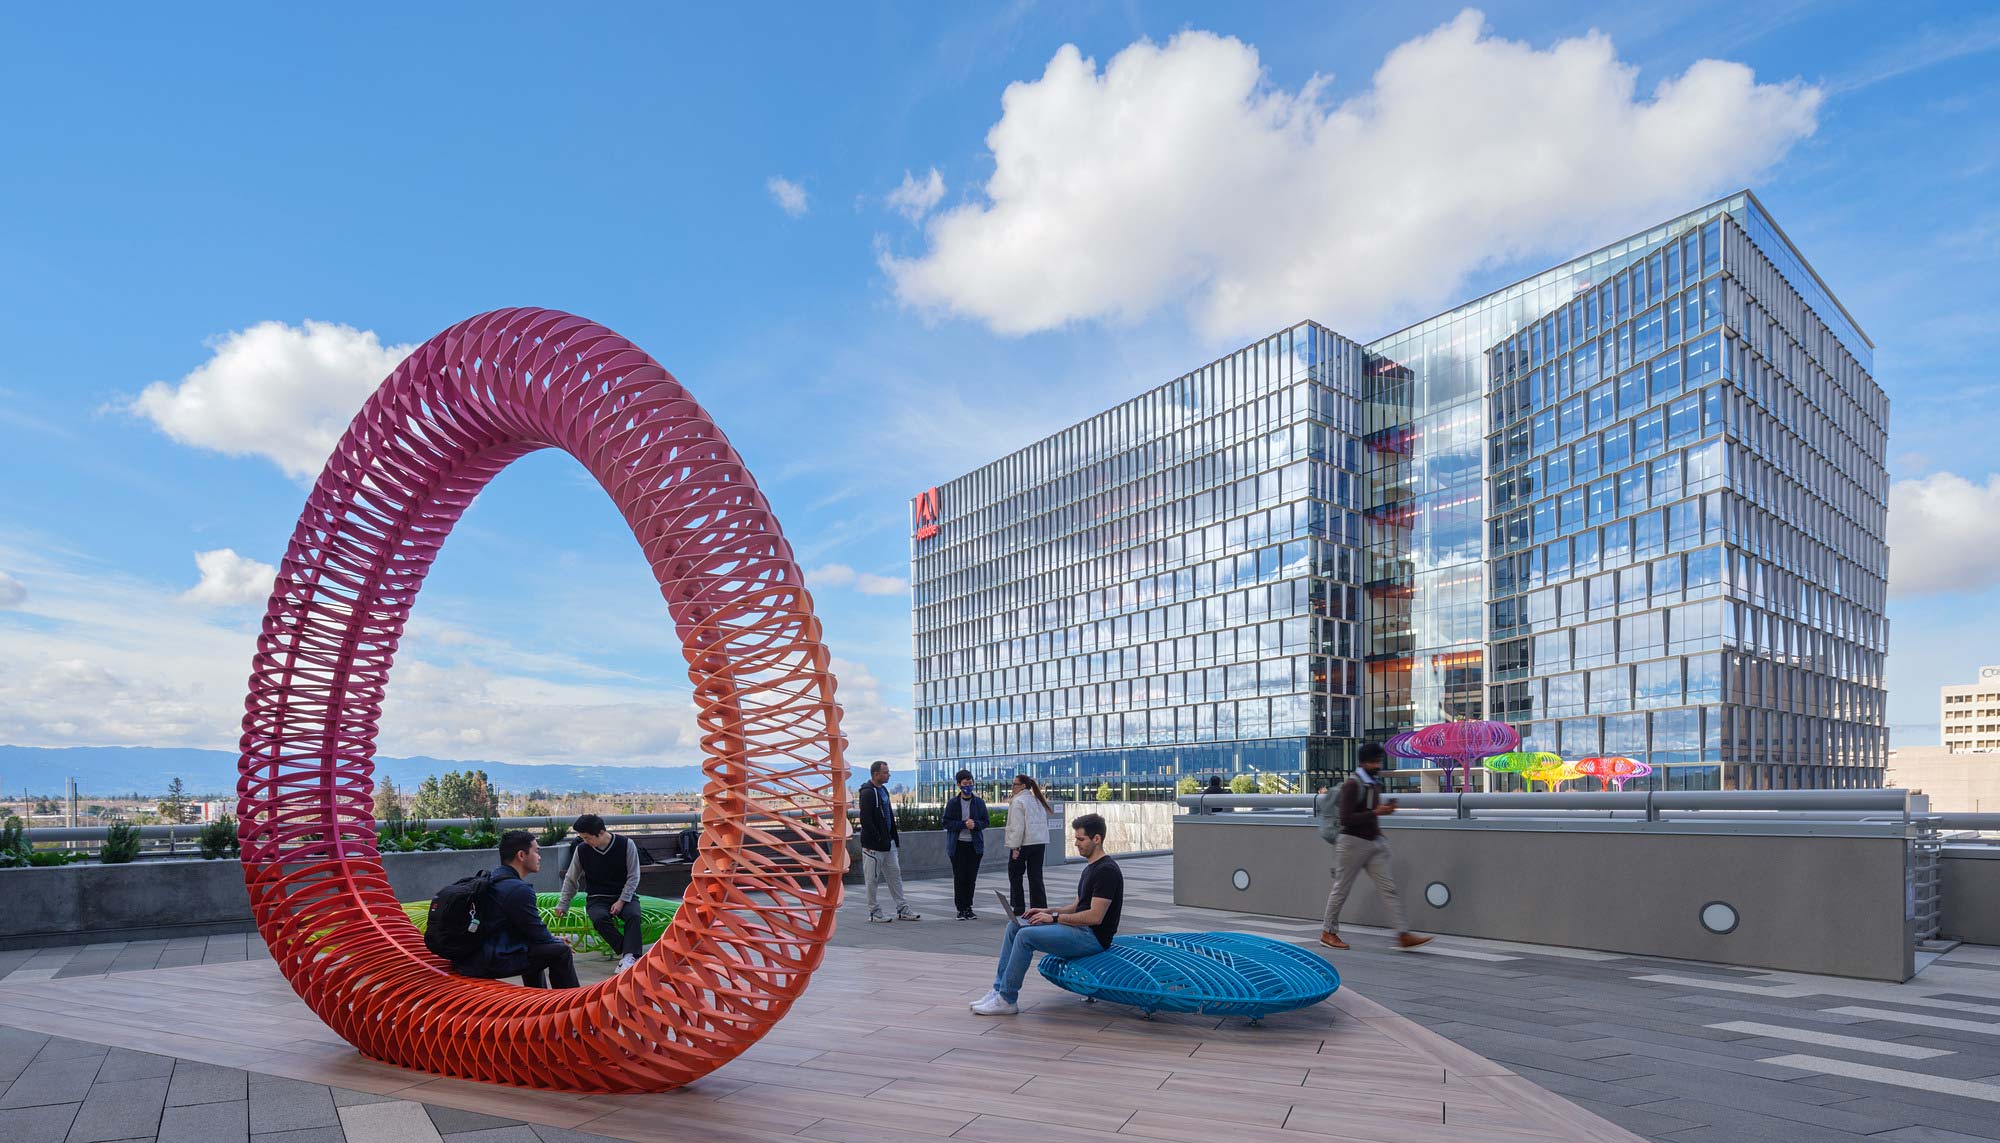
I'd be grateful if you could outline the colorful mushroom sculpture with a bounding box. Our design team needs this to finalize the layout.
[1573,755,1654,791]
[1483,750,1564,791]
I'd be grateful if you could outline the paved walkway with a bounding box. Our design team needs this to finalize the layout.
[3,854,1999,1142]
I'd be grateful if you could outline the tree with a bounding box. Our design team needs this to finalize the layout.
[521,800,551,817]
[1257,772,1291,795]
[1175,776,1200,795]
[411,770,500,820]
[1228,774,1257,794]
[158,777,194,825]
[373,776,404,825]
[1094,781,1114,802]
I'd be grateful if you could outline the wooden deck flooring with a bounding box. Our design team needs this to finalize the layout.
[0,944,1642,1143]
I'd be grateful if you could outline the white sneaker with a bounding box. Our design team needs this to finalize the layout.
[895,907,922,922]
[617,954,637,972]
[971,994,1018,1015]
[869,910,893,923]
[969,989,999,1010]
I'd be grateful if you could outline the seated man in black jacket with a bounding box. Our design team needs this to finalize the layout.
[455,830,579,989]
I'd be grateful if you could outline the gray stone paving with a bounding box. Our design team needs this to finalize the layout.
[6,852,2000,1141]
[838,854,2000,1143]
[0,1031,623,1143]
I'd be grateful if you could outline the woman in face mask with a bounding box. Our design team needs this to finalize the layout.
[942,769,991,920]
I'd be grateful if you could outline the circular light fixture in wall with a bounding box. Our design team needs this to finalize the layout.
[1424,881,1450,909]
[1231,868,1251,891]
[1699,901,1739,935]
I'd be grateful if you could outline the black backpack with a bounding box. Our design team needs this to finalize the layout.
[423,871,495,962]
[674,827,699,863]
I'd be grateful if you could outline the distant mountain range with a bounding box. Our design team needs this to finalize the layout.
[0,744,713,798]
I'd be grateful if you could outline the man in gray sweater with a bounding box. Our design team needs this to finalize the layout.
[553,813,644,971]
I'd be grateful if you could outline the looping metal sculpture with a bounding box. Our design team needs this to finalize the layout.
[234,307,847,1093]
[1483,750,1563,786]
[1575,755,1653,791]
[1391,721,1521,791]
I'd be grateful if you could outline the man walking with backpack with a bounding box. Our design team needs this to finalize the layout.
[1317,742,1432,952]
[441,830,579,988]
[554,813,645,972]
[858,760,920,923]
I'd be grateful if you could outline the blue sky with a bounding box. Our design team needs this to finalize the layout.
[1,1,1996,769]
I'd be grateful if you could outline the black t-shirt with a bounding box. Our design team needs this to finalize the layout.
[1076,857,1123,950]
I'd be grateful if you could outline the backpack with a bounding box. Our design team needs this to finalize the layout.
[1316,784,1347,845]
[674,827,700,863]
[423,871,495,962]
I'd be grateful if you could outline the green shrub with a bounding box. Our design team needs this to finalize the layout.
[536,818,569,846]
[101,823,142,864]
[197,815,239,860]
[892,804,1008,832]
[24,850,79,867]
[0,815,42,869]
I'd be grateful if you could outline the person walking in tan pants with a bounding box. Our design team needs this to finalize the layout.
[1316,742,1432,951]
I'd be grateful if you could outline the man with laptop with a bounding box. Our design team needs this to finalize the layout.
[970,812,1122,1015]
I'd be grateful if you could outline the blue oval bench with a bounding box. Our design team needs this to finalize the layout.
[1036,932,1340,1021]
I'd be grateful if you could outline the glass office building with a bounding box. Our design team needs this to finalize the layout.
[910,326,1369,800]
[913,191,1888,795]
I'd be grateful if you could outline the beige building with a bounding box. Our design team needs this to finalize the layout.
[1887,745,2000,813]
[1942,666,2000,752]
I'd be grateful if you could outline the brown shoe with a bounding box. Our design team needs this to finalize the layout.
[1319,931,1349,951]
[1396,932,1433,950]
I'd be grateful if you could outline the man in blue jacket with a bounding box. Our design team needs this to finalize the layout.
[456,830,579,989]
[942,769,990,920]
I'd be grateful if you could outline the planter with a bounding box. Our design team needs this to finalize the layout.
[0,844,570,951]
[851,824,1067,883]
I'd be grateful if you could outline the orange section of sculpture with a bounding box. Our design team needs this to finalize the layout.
[233,308,847,1093]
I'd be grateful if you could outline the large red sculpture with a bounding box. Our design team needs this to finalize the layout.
[234,308,847,1093]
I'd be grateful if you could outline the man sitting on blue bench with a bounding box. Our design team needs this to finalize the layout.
[971,812,1122,1015]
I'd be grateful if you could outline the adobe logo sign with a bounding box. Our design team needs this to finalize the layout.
[912,487,940,541]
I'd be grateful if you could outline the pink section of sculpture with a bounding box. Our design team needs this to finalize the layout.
[1390,720,1522,790]
[234,308,847,1093]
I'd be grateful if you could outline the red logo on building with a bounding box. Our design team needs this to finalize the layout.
[912,487,940,540]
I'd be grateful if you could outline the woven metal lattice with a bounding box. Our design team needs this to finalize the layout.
[1037,931,1340,1018]
[234,307,847,1093]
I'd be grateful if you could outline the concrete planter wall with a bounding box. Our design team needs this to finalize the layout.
[1175,816,1917,981]
[4,821,1083,951]
[0,844,570,951]
[1941,847,2000,946]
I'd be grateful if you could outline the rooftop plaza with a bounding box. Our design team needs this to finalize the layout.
[5,836,2000,1143]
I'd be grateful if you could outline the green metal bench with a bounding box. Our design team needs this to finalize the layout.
[403,893,680,956]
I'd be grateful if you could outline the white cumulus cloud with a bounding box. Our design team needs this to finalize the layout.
[887,167,947,222]
[768,176,810,217]
[882,10,1822,339]
[1889,472,2000,597]
[0,571,24,608]
[810,563,909,597]
[128,319,414,479]
[181,548,278,606]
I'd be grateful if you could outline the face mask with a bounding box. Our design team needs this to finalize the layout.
[960,785,973,797]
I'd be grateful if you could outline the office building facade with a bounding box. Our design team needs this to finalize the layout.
[1942,666,2000,752]
[913,191,1888,796]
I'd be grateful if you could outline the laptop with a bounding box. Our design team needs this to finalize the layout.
[992,890,1023,919]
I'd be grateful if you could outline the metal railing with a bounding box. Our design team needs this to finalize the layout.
[1177,788,1918,830]
[16,812,701,848]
